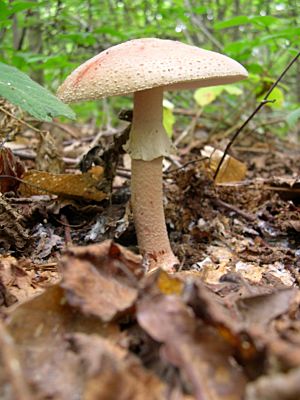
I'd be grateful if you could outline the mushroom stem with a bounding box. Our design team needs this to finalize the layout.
[124,87,172,161]
[131,157,178,271]
[127,87,178,271]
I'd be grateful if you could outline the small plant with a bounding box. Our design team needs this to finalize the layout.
[0,62,75,122]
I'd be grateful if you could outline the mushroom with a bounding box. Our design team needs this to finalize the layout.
[57,38,248,272]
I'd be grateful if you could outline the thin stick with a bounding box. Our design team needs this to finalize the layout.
[214,50,300,181]
[164,157,207,175]
[0,106,41,133]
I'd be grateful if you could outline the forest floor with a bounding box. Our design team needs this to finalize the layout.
[0,108,300,400]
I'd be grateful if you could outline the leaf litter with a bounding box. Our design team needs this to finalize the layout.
[0,105,300,399]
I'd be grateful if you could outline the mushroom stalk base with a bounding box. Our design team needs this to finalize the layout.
[131,157,178,271]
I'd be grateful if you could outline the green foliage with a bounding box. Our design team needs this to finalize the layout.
[0,62,75,121]
[287,108,300,128]
[163,99,175,137]
[0,0,298,137]
[194,85,243,107]
[214,15,278,30]
[258,87,285,109]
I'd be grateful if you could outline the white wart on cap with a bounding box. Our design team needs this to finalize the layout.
[57,38,248,103]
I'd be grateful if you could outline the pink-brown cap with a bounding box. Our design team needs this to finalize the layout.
[57,38,248,103]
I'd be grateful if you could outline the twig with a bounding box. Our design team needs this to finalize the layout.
[0,106,41,133]
[10,148,79,165]
[164,157,207,175]
[39,120,78,138]
[213,198,256,221]
[214,50,300,181]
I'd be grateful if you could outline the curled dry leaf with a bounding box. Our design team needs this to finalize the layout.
[0,147,25,194]
[6,285,119,400]
[245,367,300,400]
[0,256,37,307]
[19,166,108,201]
[137,293,246,400]
[61,240,143,321]
[69,333,167,400]
[201,146,247,183]
[0,320,34,400]
[186,279,300,377]
[236,288,297,327]
[156,270,184,295]
[266,176,300,202]
[0,196,30,251]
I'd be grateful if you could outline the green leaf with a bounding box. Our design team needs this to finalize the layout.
[214,16,250,30]
[10,1,40,14]
[194,86,224,107]
[247,63,264,74]
[259,87,284,109]
[0,62,75,121]
[193,6,207,14]
[287,108,300,127]
[259,28,300,43]
[163,99,175,137]
[250,15,278,27]
[214,15,278,30]
[0,2,10,20]
[223,85,243,95]
[0,0,40,20]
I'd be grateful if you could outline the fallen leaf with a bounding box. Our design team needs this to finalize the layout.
[6,285,119,400]
[19,166,108,201]
[0,147,25,193]
[0,256,39,306]
[183,280,267,379]
[61,240,143,321]
[201,146,247,183]
[69,333,167,400]
[137,293,246,399]
[0,196,30,251]
[157,270,184,295]
[245,367,300,400]
[236,288,297,327]
[0,320,34,400]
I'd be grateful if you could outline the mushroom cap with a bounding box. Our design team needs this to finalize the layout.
[57,38,248,103]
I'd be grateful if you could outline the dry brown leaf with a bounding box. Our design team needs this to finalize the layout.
[236,288,297,327]
[186,280,300,377]
[137,294,246,400]
[70,333,167,400]
[266,336,300,370]
[0,320,34,400]
[0,256,39,307]
[157,270,184,295]
[6,285,119,400]
[0,196,30,252]
[19,166,108,201]
[201,146,247,183]
[61,240,143,321]
[0,147,25,193]
[245,367,300,400]
[265,176,300,202]
[186,280,270,376]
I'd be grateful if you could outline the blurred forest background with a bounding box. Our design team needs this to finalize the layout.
[0,0,299,139]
